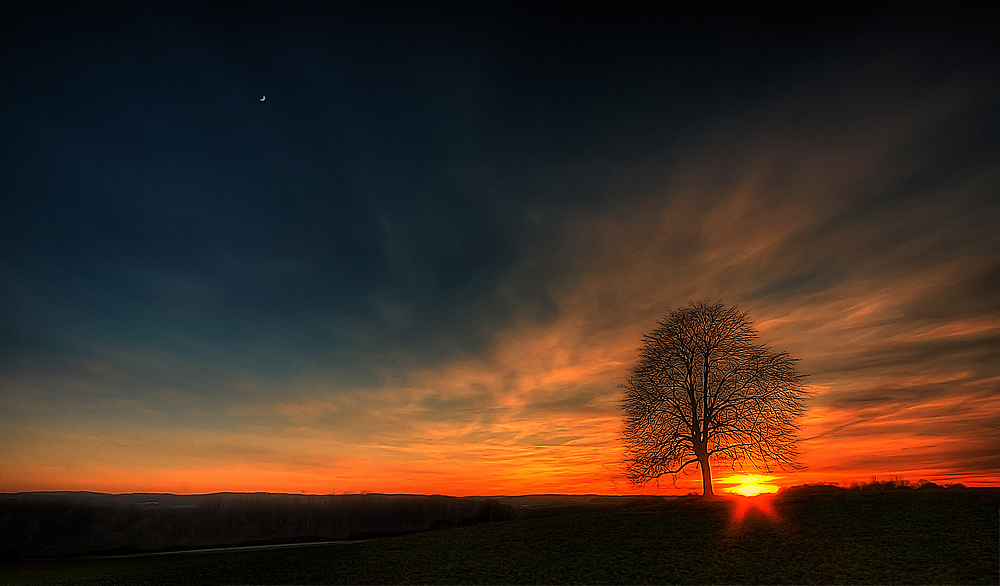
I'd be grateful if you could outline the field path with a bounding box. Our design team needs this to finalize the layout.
[81,539,371,559]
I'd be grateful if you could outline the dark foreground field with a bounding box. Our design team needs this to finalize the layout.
[2,488,997,585]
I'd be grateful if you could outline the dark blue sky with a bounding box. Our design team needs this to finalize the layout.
[2,1,997,494]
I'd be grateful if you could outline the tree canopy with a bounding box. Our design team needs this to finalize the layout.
[621,301,809,496]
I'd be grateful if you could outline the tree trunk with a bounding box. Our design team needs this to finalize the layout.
[699,455,714,497]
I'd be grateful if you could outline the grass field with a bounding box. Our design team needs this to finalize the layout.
[3,488,997,585]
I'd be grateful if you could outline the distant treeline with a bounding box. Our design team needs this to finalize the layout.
[781,476,968,494]
[0,493,515,557]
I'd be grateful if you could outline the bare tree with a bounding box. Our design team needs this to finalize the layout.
[621,301,809,496]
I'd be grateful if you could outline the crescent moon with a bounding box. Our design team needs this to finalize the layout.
[260,95,266,102]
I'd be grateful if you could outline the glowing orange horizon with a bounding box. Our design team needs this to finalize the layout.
[3,461,997,497]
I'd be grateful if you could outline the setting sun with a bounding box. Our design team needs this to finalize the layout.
[726,476,780,497]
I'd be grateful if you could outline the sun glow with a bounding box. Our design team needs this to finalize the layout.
[725,475,780,497]
[728,491,779,526]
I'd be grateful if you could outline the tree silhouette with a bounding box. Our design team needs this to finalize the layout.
[621,301,809,496]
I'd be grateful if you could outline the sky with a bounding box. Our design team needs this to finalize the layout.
[2,1,998,496]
